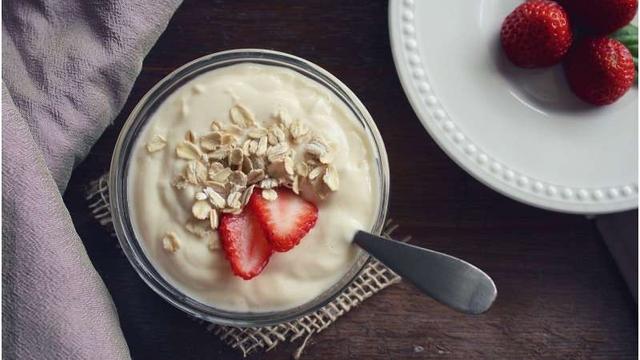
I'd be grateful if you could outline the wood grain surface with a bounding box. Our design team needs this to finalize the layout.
[63,1,638,359]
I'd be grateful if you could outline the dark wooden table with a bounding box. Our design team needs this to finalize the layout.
[64,1,638,359]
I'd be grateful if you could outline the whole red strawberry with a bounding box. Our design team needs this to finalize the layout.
[501,0,573,68]
[564,37,636,105]
[559,0,637,35]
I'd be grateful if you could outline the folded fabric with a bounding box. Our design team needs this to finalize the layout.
[2,0,181,358]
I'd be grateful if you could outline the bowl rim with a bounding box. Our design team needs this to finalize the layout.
[109,49,390,327]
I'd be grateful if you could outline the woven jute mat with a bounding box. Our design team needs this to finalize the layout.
[86,175,405,357]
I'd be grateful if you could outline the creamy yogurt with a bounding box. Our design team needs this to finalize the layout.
[128,63,380,312]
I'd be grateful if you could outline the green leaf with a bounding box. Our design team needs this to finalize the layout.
[612,24,638,71]
[612,23,637,38]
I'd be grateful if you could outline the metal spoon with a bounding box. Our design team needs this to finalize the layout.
[353,231,497,314]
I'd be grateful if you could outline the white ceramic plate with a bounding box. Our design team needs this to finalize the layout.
[389,0,638,214]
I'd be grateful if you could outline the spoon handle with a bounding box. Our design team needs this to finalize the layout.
[353,231,497,314]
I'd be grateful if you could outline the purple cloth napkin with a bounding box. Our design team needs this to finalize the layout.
[2,0,181,358]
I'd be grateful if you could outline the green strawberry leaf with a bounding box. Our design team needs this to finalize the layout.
[612,24,638,70]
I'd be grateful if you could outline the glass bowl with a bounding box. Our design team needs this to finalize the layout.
[109,49,390,327]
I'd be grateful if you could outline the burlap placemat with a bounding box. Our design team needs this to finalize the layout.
[86,175,405,357]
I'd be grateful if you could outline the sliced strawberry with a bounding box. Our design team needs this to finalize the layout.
[249,188,318,252]
[219,210,273,280]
